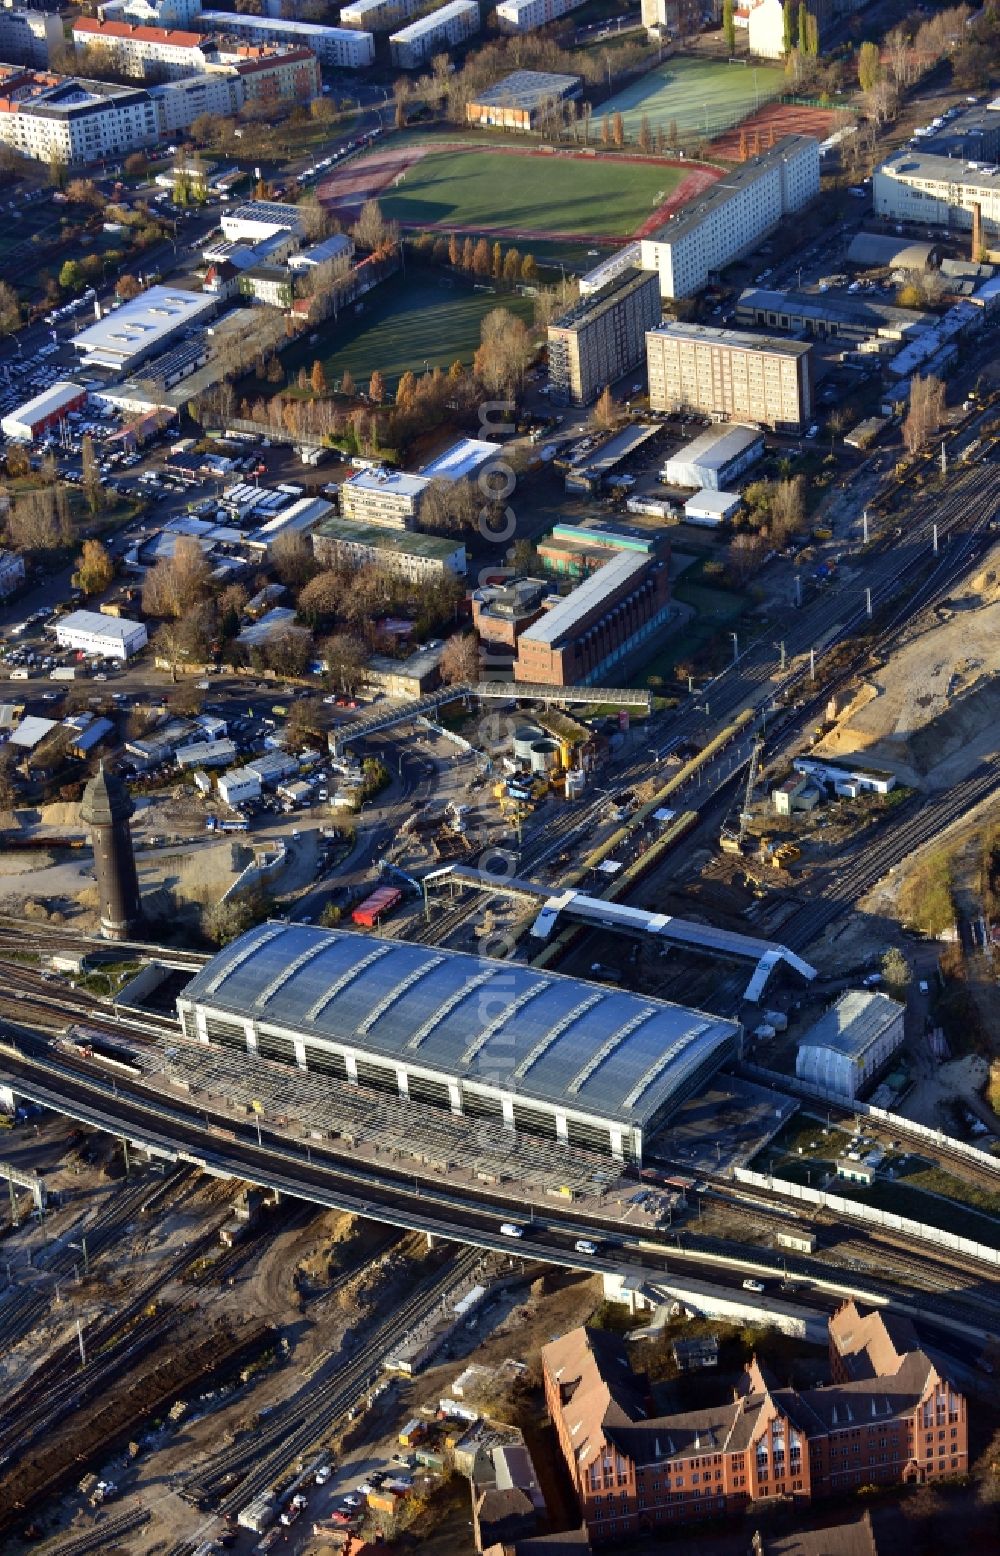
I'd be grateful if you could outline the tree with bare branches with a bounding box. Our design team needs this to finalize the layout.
[440,631,479,685]
[903,373,946,454]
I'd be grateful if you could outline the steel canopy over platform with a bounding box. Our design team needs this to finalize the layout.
[429,866,816,1004]
[529,890,816,1003]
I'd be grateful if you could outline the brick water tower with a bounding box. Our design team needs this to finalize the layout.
[80,762,142,941]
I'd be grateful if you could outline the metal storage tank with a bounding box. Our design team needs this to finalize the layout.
[565,768,585,799]
[513,724,544,762]
[530,739,561,773]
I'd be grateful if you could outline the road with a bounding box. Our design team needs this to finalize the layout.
[1,1022,997,1352]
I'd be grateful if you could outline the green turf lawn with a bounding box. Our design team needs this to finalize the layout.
[281,272,534,394]
[378,148,684,238]
[599,54,786,140]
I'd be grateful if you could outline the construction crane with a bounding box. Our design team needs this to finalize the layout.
[719,737,764,856]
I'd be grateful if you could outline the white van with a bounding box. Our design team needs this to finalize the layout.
[500,1222,525,1239]
[574,1239,598,1256]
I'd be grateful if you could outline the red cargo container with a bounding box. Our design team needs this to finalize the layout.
[351,885,402,928]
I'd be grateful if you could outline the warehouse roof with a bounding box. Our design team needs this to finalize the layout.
[72,286,216,364]
[666,423,763,473]
[181,922,740,1128]
[314,513,465,558]
[236,606,298,646]
[422,437,500,483]
[1,381,85,430]
[56,609,144,643]
[344,467,429,500]
[877,147,1000,193]
[846,233,936,269]
[737,287,932,335]
[799,990,903,1059]
[470,69,581,111]
[519,550,651,648]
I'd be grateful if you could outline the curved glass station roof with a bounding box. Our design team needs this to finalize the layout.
[181,923,740,1128]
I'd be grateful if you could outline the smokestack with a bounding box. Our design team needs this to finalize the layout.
[972,201,982,262]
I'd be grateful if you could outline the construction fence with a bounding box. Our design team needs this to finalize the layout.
[734,1167,1000,1270]
[738,1061,1000,1178]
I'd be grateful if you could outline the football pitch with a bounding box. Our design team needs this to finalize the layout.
[280,274,534,394]
[599,55,786,141]
[378,148,686,239]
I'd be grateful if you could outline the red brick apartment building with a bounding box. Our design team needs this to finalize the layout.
[542,1303,967,1544]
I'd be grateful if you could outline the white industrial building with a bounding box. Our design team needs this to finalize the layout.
[421,437,500,483]
[0,549,25,599]
[496,0,585,32]
[640,136,820,299]
[0,6,63,69]
[176,738,237,770]
[662,424,765,491]
[792,757,896,798]
[217,766,262,808]
[874,148,1000,242]
[71,286,217,375]
[220,200,304,245]
[1,382,88,442]
[198,12,374,68]
[795,990,905,1100]
[55,610,148,661]
[389,0,479,68]
[683,489,742,526]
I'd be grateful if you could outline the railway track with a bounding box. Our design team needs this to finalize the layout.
[0,1168,189,1351]
[410,465,1000,957]
[37,1505,151,1556]
[193,1245,481,1514]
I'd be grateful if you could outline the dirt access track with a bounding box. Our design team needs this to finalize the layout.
[317,141,721,244]
[813,542,1000,791]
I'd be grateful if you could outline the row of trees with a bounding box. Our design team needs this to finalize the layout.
[410,231,538,286]
[227,300,533,459]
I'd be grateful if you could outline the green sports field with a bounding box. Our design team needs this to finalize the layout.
[280,273,533,395]
[379,148,685,238]
[599,55,786,141]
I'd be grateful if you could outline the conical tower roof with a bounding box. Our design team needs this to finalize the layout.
[80,760,135,827]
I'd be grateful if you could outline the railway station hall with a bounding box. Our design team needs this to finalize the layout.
[177,922,742,1166]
